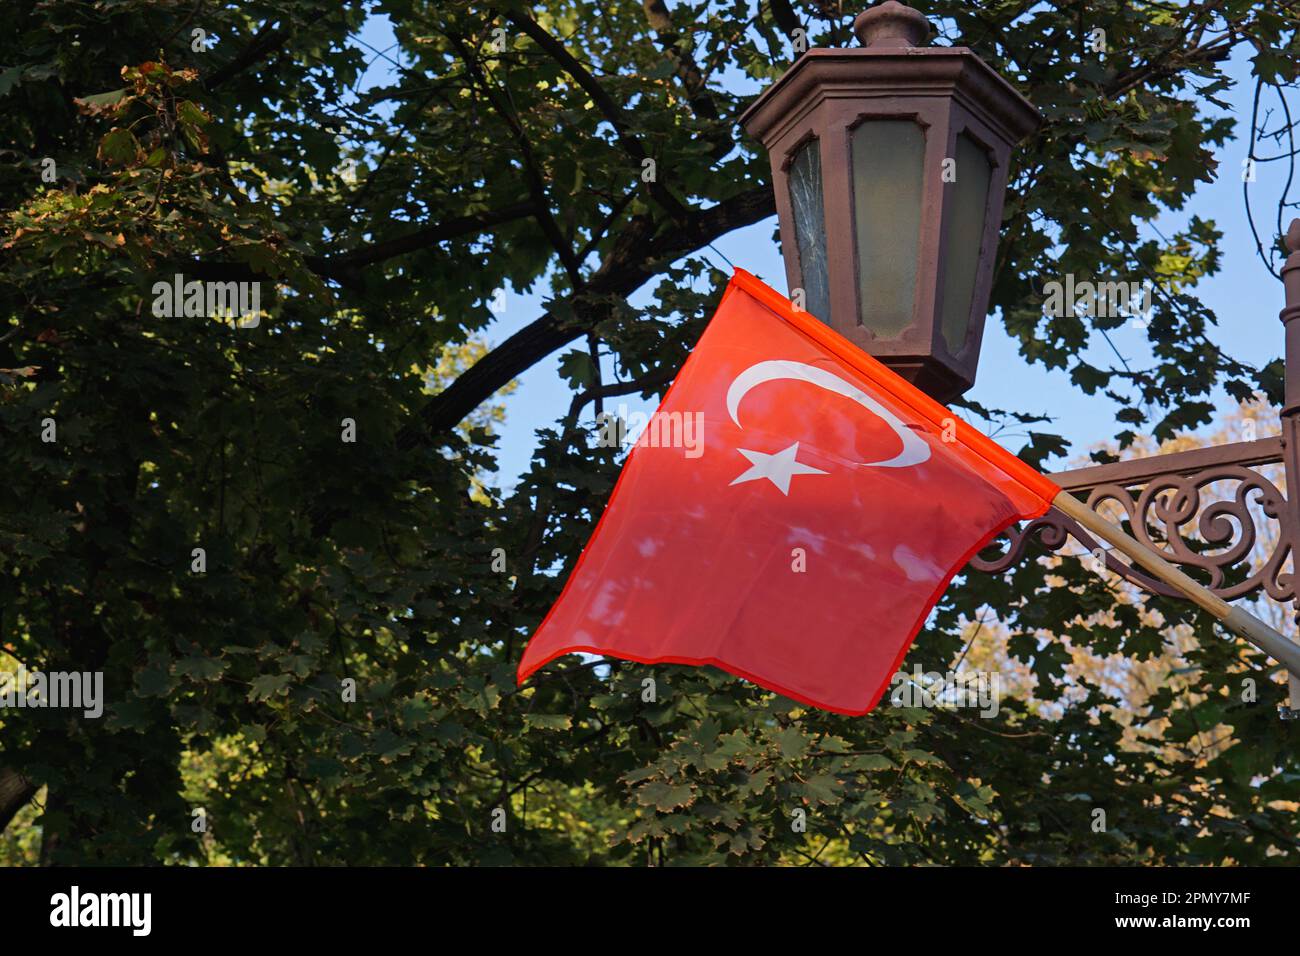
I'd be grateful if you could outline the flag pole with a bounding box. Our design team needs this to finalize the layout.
[1053,492,1300,681]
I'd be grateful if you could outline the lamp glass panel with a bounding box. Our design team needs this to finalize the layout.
[939,132,992,354]
[787,140,831,322]
[851,120,924,337]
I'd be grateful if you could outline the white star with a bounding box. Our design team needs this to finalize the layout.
[729,441,828,496]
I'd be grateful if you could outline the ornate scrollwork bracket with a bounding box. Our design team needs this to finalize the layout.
[971,442,1295,604]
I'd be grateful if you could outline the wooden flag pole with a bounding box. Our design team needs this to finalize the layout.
[1053,492,1300,681]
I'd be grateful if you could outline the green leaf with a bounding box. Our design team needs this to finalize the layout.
[75,87,129,112]
[175,656,229,682]
[247,674,293,701]
[772,726,808,759]
[0,66,22,97]
[176,99,209,128]
[135,665,176,698]
[557,349,596,388]
[798,774,842,806]
[636,781,695,812]
[523,713,572,731]
[97,127,140,166]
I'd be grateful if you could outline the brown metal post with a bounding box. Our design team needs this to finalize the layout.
[1278,219,1300,713]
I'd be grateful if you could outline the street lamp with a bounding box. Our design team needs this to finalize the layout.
[740,0,1040,402]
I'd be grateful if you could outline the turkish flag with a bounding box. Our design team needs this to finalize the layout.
[518,270,1059,714]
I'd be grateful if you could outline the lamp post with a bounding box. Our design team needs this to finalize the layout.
[742,1,1300,715]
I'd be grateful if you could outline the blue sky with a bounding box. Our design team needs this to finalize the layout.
[351,15,1296,493]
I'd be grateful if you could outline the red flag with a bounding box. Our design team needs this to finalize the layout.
[518,270,1060,714]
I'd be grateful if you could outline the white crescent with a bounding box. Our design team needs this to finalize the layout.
[725,360,930,469]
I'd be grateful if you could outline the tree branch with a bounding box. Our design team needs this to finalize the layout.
[768,0,801,43]
[405,184,775,443]
[503,10,692,224]
[204,19,293,92]
[641,0,719,121]
[311,200,538,276]
[446,32,586,289]
[179,200,538,282]
[0,767,36,834]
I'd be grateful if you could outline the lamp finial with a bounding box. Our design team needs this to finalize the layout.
[853,1,930,49]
